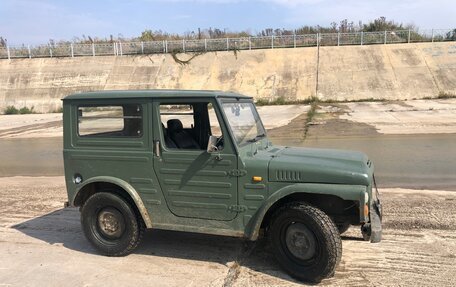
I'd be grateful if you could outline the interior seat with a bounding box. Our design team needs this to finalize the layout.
[162,123,177,149]
[167,119,200,149]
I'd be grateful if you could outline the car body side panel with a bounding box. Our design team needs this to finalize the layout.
[151,99,240,221]
[62,92,378,241]
[63,100,172,227]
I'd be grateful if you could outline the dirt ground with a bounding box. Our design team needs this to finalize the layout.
[267,99,456,140]
[0,105,309,139]
[1,99,455,286]
[0,177,455,287]
[2,98,455,139]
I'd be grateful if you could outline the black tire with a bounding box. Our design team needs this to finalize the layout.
[361,223,371,241]
[81,192,145,256]
[336,222,350,235]
[269,202,342,283]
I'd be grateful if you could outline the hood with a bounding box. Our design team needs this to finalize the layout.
[268,147,372,185]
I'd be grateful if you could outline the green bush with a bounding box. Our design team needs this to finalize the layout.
[19,106,35,114]
[3,105,35,115]
[4,106,19,114]
[52,107,64,113]
[437,91,456,99]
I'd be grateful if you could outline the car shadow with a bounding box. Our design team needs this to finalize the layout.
[11,208,300,283]
[341,235,366,242]
[12,207,361,285]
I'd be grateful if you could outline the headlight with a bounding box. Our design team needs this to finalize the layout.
[364,191,369,203]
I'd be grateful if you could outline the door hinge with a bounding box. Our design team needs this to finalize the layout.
[228,205,247,212]
[228,169,247,177]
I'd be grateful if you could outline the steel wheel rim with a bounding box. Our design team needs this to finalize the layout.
[97,207,125,239]
[284,222,317,261]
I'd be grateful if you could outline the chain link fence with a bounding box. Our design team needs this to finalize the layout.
[0,29,454,60]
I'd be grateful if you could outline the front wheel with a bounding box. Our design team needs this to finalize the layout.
[81,192,144,256]
[269,202,342,283]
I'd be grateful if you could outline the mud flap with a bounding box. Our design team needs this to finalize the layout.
[370,199,382,243]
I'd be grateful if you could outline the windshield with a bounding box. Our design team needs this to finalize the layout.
[222,101,266,146]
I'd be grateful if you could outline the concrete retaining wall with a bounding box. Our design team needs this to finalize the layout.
[0,42,455,113]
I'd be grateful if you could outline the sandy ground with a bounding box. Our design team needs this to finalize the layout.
[0,113,62,138]
[0,105,308,139]
[1,99,455,286]
[328,99,456,135]
[0,176,455,287]
[267,98,456,139]
[313,99,456,135]
[1,99,455,139]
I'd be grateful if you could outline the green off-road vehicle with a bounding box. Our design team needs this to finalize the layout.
[63,90,382,283]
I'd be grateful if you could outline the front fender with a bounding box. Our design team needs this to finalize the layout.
[72,176,153,228]
[244,183,367,240]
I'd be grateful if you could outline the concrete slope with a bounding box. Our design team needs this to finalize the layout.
[0,42,455,112]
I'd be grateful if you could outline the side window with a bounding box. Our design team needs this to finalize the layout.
[78,104,142,137]
[160,102,224,150]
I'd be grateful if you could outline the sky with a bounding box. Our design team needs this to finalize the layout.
[0,0,455,45]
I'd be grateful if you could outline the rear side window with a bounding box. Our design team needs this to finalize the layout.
[78,104,142,137]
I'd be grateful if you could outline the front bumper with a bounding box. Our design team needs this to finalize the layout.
[369,198,382,243]
[369,175,382,243]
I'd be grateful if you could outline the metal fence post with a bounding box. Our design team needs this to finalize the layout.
[8,28,454,60]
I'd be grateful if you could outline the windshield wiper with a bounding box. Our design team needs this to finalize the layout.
[246,133,266,143]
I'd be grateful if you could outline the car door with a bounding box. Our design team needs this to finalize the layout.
[152,98,238,221]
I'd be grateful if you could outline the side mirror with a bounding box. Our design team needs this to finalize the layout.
[207,135,218,153]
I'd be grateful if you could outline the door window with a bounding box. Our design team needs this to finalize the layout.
[159,102,223,150]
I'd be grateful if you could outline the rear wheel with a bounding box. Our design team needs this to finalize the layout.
[269,202,342,283]
[81,192,145,256]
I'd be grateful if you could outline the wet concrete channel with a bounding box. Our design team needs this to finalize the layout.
[1,134,455,190]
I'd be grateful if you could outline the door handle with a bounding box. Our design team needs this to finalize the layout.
[154,140,161,158]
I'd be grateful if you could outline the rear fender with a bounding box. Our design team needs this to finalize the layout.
[72,176,152,228]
